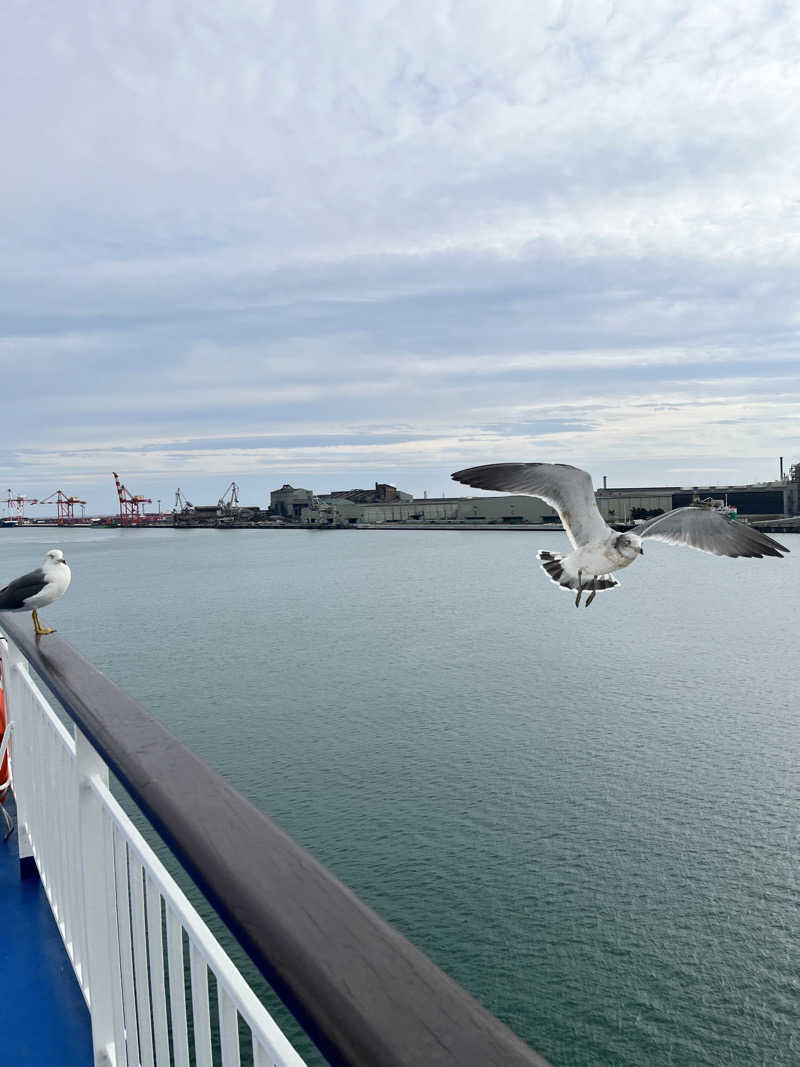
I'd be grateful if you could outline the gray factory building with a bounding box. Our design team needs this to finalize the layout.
[269,484,319,522]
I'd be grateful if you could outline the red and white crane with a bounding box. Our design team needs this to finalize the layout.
[39,489,88,526]
[5,490,38,525]
[112,472,152,526]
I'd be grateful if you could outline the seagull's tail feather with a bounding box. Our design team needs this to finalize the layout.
[536,550,620,593]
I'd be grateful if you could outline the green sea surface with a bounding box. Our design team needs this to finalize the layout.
[1,526,798,1066]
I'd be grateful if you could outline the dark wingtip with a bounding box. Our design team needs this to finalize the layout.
[758,538,789,557]
[450,464,495,490]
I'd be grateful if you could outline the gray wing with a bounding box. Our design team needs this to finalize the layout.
[0,567,47,610]
[635,508,789,558]
[451,462,610,548]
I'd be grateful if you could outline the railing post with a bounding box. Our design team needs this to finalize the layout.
[75,727,121,1067]
[1,636,37,877]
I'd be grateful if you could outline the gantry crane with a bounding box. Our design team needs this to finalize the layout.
[112,472,152,526]
[5,490,38,525]
[40,489,87,526]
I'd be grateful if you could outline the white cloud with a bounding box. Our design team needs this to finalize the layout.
[2,1,800,507]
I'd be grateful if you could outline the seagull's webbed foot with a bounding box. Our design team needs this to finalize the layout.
[574,570,583,608]
[32,610,56,636]
[585,590,597,608]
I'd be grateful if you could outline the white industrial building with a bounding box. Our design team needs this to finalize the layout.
[318,492,559,525]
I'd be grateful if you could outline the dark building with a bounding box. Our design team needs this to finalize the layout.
[320,483,413,504]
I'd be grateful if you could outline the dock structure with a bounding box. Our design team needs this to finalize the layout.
[751,515,800,534]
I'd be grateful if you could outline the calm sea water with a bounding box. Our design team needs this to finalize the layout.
[2,525,799,1066]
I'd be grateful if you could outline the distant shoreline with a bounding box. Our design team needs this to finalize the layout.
[3,520,567,532]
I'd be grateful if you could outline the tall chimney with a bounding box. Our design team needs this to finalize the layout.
[780,456,784,480]
[603,475,607,489]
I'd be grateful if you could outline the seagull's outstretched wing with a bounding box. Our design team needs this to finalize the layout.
[451,462,610,548]
[0,568,46,610]
[635,508,789,558]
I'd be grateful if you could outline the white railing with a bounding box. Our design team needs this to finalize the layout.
[0,635,307,1067]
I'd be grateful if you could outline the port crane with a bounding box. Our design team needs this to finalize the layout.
[215,482,242,526]
[112,472,152,526]
[174,488,193,513]
[217,482,240,513]
[5,490,38,525]
[40,489,87,526]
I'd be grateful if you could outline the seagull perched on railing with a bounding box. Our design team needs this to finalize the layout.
[0,549,71,634]
[451,463,789,607]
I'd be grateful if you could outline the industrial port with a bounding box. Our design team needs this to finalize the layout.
[4,462,800,533]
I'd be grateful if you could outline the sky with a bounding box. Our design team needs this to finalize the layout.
[2,0,799,515]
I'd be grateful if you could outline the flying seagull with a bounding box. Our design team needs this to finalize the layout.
[451,463,789,607]
[0,549,72,634]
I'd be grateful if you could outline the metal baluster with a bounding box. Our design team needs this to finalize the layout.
[30,689,48,884]
[28,698,46,885]
[144,874,170,1067]
[69,741,91,995]
[75,726,120,1065]
[3,642,34,870]
[165,909,190,1067]
[218,985,242,1067]
[102,806,128,1067]
[55,741,77,972]
[189,944,214,1067]
[114,830,142,1067]
[129,855,156,1067]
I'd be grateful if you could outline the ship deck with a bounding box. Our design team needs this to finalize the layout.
[1,793,92,1067]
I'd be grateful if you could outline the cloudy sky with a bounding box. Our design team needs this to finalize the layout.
[2,0,799,513]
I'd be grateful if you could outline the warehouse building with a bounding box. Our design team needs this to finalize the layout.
[596,479,797,523]
[269,484,319,522]
[267,470,799,527]
[317,491,559,525]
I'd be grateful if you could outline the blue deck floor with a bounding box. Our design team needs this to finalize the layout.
[1,793,92,1067]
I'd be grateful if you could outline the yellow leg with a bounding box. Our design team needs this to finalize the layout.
[32,610,56,636]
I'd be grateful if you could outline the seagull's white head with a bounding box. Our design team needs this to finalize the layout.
[44,548,68,566]
[614,533,644,560]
